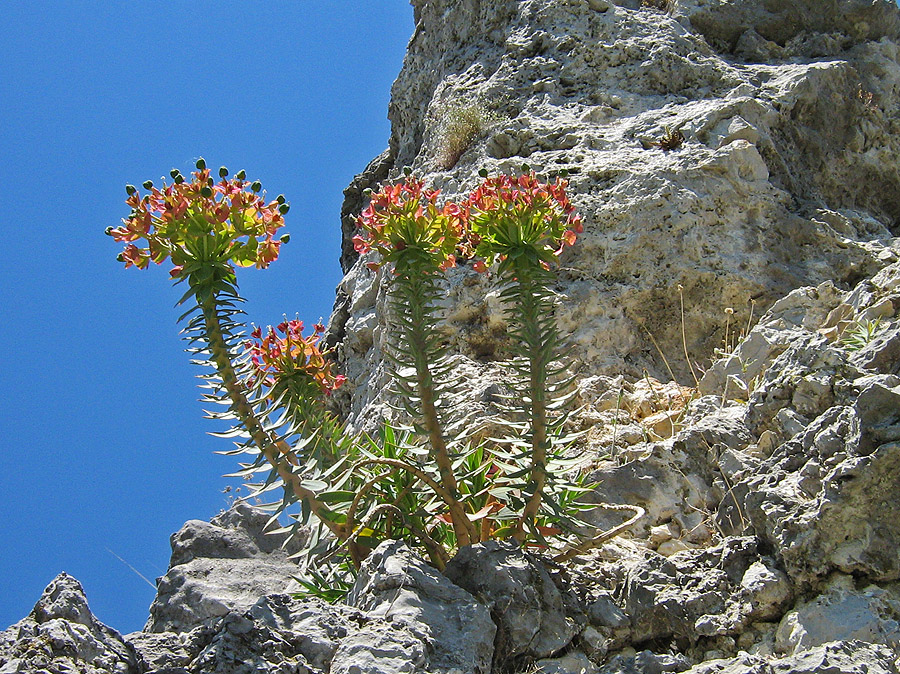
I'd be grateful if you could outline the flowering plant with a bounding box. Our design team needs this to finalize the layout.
[246,320,346,396]
[111,162,609,597]
[468,171,582,273]
[352,177,466,273]
[108,160,288,277]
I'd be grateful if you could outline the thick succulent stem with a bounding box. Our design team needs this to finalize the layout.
[394,273,476,547]
[199,291,346,542]
[510,264,553,543]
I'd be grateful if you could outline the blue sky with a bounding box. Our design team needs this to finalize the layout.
[0,2,413,633]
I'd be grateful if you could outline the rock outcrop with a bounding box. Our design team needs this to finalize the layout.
[0,573,137,674]
[327,0,900,433]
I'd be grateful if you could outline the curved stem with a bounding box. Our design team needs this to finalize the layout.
[199,291,346,542]
[553,504,645,562]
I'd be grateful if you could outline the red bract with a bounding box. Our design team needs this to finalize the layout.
[353,177,467,272]
[467,172,582,272]
[110,168,288,277]
[244,320,346,397]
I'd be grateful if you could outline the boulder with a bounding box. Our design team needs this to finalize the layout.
[345,540,495,674]
[444,541,580,664]
[145,503,305,632]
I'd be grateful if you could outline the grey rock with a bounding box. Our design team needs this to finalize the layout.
[146,504,305,632]
[346,540,495,674]
[739,561,792,622]
[444,541,577,662]
[679,0,900,52]
[681,640,899,674]
[0,573,137,674]
[329,627,426,674]
[130,594,362,674]
[330,0,900,433]
[614,538,796,645]
[694,263,900,587]
[588,593,629,629]
[598,650,692,674]
[535,651,599,674]
[775,576,900,655]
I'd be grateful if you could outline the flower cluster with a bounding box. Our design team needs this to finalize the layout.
[354,171,582,274]
[108,160,289,277]
[245,320,346,396]
[352,177,467,272]
[467,172,583,272]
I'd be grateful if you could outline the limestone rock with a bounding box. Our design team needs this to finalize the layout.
[131,541,498,673]
[0,573,137,674]
[535,651,599,674]
[130,594,365,674]
[328,0,900,434]
[598,650,691,674]
[145,503,305,633]
[346,540,495,674]
[775,576,900,656]
[680,640,899,674]
[444,541,578,662]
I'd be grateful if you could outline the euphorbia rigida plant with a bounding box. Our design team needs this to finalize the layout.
[354,168,591,550]
[353,175,478,550]
[467,169,585,543]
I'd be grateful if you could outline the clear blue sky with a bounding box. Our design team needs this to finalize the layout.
[0,2,413,634]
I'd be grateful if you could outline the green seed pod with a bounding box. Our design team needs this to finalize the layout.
[251,181,262,192]
[521,163,531,173]
[403,166,413,176]
[116,253,125,262]
[142,180,154,190]
[236,169,246,180]
[362,187,373,197]
[195,157,206,170]
[105,226,114,235]
[276,194,286,204]
[207,177,214,186]
[170,168,180,179]
[200,186,213,198]
[280,233,291,244]
[219,166,228,178]
[279,203,290,215]
[478,168,488,178]
[175,174,185,184]
[125,184,137,195]
[558,168,569,177]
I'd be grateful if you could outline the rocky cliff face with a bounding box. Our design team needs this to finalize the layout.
[4,1,900,673]
[328,0,900,431]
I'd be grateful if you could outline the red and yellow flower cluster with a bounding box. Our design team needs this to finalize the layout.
[352,177,467,272]
[353,171,582,274]
[245,320,346,396]
[467,172,583,272]
[109,164,288,278]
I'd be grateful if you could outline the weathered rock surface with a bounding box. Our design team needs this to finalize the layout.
[345,540,495,674]
[445,541,579,663]
[679,640,899,674]
[145,503,305,633]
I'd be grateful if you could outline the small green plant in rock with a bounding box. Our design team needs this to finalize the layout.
[840,317,886,351]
